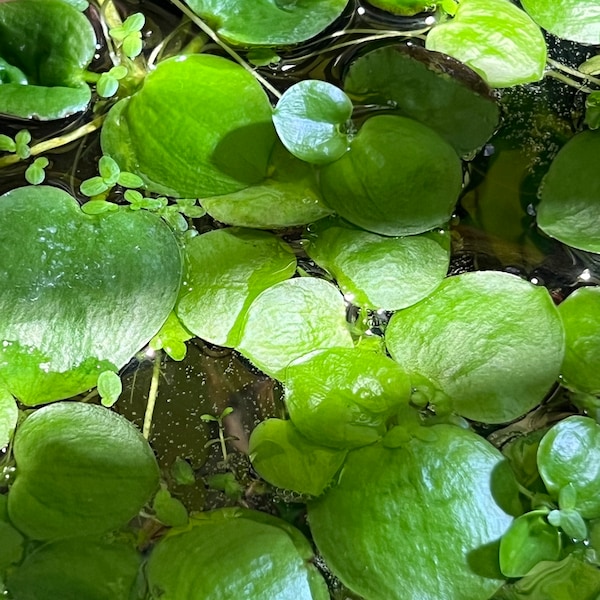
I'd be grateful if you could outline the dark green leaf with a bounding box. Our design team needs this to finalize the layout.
[153,488,189,527]
[585,91,600,130]
[170,457,195,486]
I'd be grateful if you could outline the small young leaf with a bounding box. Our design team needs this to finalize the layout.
[160,209,188,232]
[580,55,600,76]
[152,488,188,527]
[207,473,243,500]
[149,311,192,361]
[247,48,281,67]
[110,65,128,80]
[170,458,195,486]
[124,189,144,205]
[109,26,128,42]
[0,134,16,153]
[15,129,31,146]
[117,171,145,189]
[80,176,110,197]
[99,155,121,184]
[549,508,588,541]
[81,200,119,215]
[559,484,578,511]
[97,74,119,99]
[175,198,206,218]
[15,130,31,159]
[123,12,145,33]
[24,158,49,186]
[97,371,122,408]
[123,34,143,59]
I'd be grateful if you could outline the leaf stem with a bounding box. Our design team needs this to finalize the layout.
[547,57,600,88]
[167,0,282,99]
[143,349,162,440]
[545,70,593,94]
[0,115,106,169]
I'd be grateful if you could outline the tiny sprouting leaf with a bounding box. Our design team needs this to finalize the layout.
[124,189,143,206]
[175,199,206,218]
[152,488,189,527]
[200,414,218,423]
[97,370,122,407]
[170,458,195,486]
[207,473,243,500]
[580,55,600,76]
[123,12,145,33]
[559,483,578,510]
[24,157,49,186]
[585,91,600,130]
[160,209,188,232]
[0,134,16,153]
[123,35,143,59]
[117,171,144,189]
[247,48,281,67]
[548,508,588,541]
[149,312,192,362]
[80,200,119,215]
[15,130,31,160]
[110,65,128,80]
[79,176,108,197]
[96,74,119,99]
[98,155,121,185]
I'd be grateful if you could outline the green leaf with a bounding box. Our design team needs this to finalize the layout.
[236,277,354,380]
[101,54,275,198]
[343,44,500,156]
[175,199,205,218]
[306,221,450,310]
[558,483,578,510]
[249,419,347,496]
[123,12,145,33]
[0,388,17,450]
[521,0,600,44]
[146,508,329,599]
[366,0,439,15]
[14,129,31,159]
[109,65,128,80]
[284,347,412,449]
[117,171,144,189]
[206,473,243,500]
[0,134,16,153]
[548,508,587,541]
[537,131,600,254]
[0,0,96,119]
[0,186,182,405]
[585,91,600,130]
[201,140,332,229]
[499,511,561,578]
[153,488,189,527]
[149,311,193,362]
[80,176,110,197]
[5,537,142,600]
[186,0,349,46]
[0,496,24,571]
[247,48,280,67]
[96,73,119,98]
[24,157,48,185]
[80,199,118,214]
[319,115,462,236]
[273,80,352,165]
[97,370,122,408]
[557,287,600,395]
[308,425,519,600]
[98,155,120,184]
[122,34,143,59]
[170,457,195,486]
[176,228,296,348]
[426,0,546,88]
[8,402,160,539]
[385,271,565,424]
[538,416,600,519]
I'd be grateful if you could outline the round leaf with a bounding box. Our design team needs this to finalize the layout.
[306,221,450,310]
[176,228,296,347]
[0,0,96,119]
[343,44,499,156]
[273,80,352,165]
[319,115,462,236]
[146,508,329,600]
[557,286,600,394]
[385,271,565,423]
[6,537,142,600]
[8,402,160,540]
[537,131,600,254]
[0,186,182,405]
[186,0,349,46]
[426,0,546,88]
[236,277,353,380]
[101,54,275,198]
[521,0,600,44]
[249,418,347,496]
[308,425,518,600]
[537,416,600,519]
[284,347,412,448]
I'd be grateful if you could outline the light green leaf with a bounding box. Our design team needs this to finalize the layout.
[0,388,17,450]
[149,311,193,362]
[8,402,160,539]
[122,34,143,59]
[80,177,110,198]
[177,228,296,347]
[385,271,565,423]
[97,370,122,407]
[585,91,600,130]
[426,0,546,87]
[366,0,438,15]
[96,73,119,98]
[153,488,189,527]
[537,131,600,254]
[117,171,144,189]
[236,277,354,380]
[0,134,16,153]
[101,54,275,198]
[249,419,346,496]
[319,115,462,236]
[24,158,48,185]
[548,508,587,541]
[80,200,118,215]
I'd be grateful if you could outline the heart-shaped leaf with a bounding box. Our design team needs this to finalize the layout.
[273,80,353,164]
[8,402,160,540]
[101,54,276,198]
[308,424,519,600]
[385,271,565,423]
[537,131,600,254]
[186,0,349,46]
[0,186,182,405]
[0,0,96,119]
[426,0,546,88]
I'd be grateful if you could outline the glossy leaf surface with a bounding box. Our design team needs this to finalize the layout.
[537,416,600,519]
[237,277,353,380]
[185,0,349,46]
[0,0,95,119]
[0,387,17,450]
[6,537,142,600]
[426,0,546,87]
[386,271,565,423]
[273,80,352,164]
[521,0,600,44]
[102,54,275,198]
[308,425,518,600]
[249,418,347,496]
[319,115,462,236]
[176,228,296,347]
[146,508,329,599]
[537,131,600,254]
[344,44,499,155]
[201,140,332,228]
[284,347,412,448]
[8,402,160,540]
[306,221,450,310]
[0,186,182,405]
